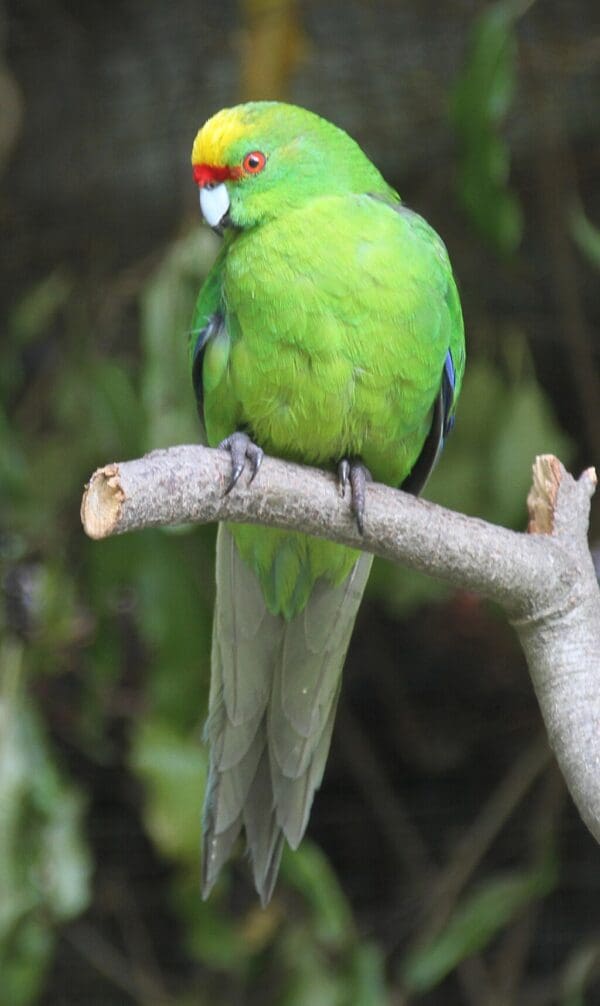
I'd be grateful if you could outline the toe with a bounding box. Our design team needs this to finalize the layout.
[349,461,372,534]
[247,444,264,484]
[219,432,263,494]
[337,458,350,497]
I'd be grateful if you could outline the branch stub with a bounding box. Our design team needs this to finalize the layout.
[81,464,125,539]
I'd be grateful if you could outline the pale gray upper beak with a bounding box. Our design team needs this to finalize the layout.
[200,183,230,229]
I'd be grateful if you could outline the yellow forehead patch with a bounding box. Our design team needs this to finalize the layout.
[191,107,249,166]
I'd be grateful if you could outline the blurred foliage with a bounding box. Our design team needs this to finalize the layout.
[0,641,91,1006]
[140,229,217,451]
[1,2,595,1001]
[401,850,557,993]
[569,200,600,272]
[450,0,525,254]
[560,940,600,1006]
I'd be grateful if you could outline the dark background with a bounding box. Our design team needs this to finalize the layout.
[2,1,600,1003]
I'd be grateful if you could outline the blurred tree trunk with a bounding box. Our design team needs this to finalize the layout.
[239,0,307,100]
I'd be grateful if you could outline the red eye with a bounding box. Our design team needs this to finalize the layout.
[242,151,266,175]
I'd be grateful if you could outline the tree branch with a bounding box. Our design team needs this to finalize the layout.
[81,446,600,846]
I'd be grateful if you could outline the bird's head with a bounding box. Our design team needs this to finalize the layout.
[191,102,393,232]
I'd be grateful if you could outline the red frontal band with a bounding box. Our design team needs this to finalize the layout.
[193,163,241,187]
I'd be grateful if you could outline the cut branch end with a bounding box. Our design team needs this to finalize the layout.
[581,466,598,494]
[81,464,125,539]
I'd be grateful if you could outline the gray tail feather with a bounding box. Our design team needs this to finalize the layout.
[202,727,284,906]
[201,525,372,904]
[242,746,286,906]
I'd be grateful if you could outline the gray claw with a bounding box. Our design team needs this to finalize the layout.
[339,458,372,533]
[247,446,263,485]
[219,432,264,494]
[337,458,350,497]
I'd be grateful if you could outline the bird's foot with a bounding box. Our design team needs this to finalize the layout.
[337,458,372,534]
[218,432,264,494]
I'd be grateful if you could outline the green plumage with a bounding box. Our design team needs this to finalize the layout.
[190,102,465,903]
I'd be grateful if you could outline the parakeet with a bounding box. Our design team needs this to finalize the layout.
[189,102,465,905]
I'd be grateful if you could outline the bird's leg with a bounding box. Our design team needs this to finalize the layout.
[219,431,264,494]
[337,458,372,534]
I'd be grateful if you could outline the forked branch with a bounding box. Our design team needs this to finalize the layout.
[81,447,600,846]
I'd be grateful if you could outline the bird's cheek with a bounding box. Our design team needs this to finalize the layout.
[199,183,231,228]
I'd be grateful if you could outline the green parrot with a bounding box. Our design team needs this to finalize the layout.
[189,102,465,904]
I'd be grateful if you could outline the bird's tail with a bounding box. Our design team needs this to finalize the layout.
[202,524,372,905]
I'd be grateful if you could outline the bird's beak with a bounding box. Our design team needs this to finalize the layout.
[200,183,231,231]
